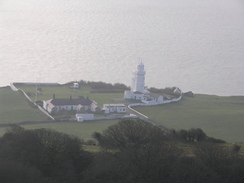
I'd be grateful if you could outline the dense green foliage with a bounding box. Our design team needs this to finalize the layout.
[170,128,226,143]
[92,119,168,150]
[0,120,243,183]
[0,125,91,183]
[65,80,130,93]
[88,119,244,183]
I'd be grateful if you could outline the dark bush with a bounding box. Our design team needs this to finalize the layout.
[0,126,92,183]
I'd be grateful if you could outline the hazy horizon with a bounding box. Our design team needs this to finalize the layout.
[1,0,244,96]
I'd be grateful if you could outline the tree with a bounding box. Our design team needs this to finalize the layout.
[87,119,184,183]
[173,128,208,142]
[92,119,168,151]
[86,120,244,183]
[0,125,92,183]
[178,129,189,141]
[231,144,241,155]
[189,128,207,142]
[193,143,244,183]
[169,156,220,183]
[0,159,48,183]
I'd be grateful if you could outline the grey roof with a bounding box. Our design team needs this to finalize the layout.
[49,97,92,106]
[103,104,126,107]
[133,91,143,94]
[147,93,162,98]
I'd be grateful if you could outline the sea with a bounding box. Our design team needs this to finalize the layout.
[0,0,244,96]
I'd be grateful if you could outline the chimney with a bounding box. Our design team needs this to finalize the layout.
[53,94,55,99]
[70,95,72,100]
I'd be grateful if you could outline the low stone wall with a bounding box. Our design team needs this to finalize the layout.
[128,95,182,120]
[130,95,182,107]
[57,114,139,122]
[128,104,149,119]
[94,114,138,121]
[10,82,19,91]
[10,83,55,120]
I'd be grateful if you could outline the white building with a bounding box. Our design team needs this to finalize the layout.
[73,82,79,88]
[76,113,94,122]
[124,63,149,100]
[43,96,98,114]
[124,63,182,105]
[142,93,164,104]
[103,104,127,114]
[131,62,147,93]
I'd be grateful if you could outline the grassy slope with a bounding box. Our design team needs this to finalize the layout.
[1,85,244,143]
[0,85,121,140]
[133,94,244,143]
[0,120,119,141]
[17,85,123,106]
[0,87,48,124]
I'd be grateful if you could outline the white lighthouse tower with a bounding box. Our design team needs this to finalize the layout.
[131,63,146,93]
[124,62,148,100]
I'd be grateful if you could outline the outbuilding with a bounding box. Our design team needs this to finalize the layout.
[76,114,94,122]
[103,104,127,114]
[43,95,98,114]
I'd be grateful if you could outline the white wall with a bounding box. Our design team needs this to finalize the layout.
[134,95,182,106]
[103,104,127,114]
[55,105,78,112]
[116,106,126,113]
[76,114,94,122]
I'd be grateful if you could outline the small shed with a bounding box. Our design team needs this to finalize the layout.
[103,104,126,114]
[76,114,94,122]
[184,91,194,98]
[174,87,181,94]
[73,83,79,88]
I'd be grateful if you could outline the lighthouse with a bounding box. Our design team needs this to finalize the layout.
[124,62,148,100]
[131,63,146,93]
[124,62,181,104]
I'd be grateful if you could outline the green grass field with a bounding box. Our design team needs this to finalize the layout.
[0,120,119,141]
[17,84,123,106]
[1,85,244,143]
[0,87,49,124]
[133,94,244,143]
[0,85,121,140]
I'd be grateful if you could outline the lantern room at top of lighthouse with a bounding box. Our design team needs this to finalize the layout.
[137,62,145,73]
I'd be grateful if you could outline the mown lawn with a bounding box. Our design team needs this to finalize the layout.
[0,87,49,124]
[1,85,244,143]
[16,84,123,106]
[0,85,122,140]
[0,120,119,141]
[133,94,244,143]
